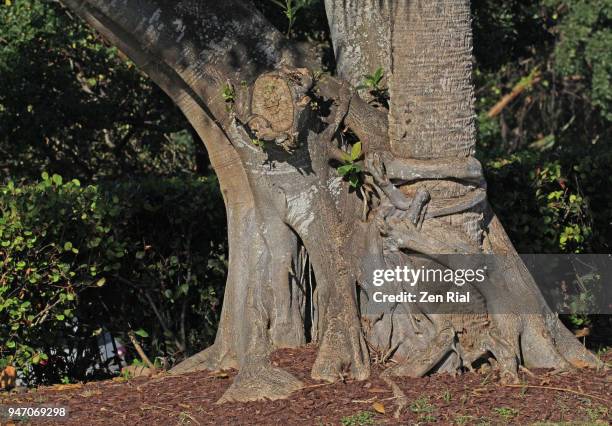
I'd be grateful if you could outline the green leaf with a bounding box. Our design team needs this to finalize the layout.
[178,283,189,296]
[350,142,362,161]
[95,277,106,287]
[134,329,149,338]
[337,164,353,177]
[373,67,384,82]
[270,0,286,10]
[52,174,63,186]
[341,152,352,163]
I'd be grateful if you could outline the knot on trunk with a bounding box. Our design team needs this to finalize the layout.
[247,67,313,152]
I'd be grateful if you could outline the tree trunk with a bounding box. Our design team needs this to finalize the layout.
[61,0,600,404]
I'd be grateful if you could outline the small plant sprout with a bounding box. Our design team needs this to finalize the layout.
[251,138,266,149]
[336,141,363,188]
[357,67,389,106]
[493,407,518,420]
[410,396,435,415]
[357,67,385,92]
[221,82,235,104]
[340,411,375,426]
[270,0,315,37]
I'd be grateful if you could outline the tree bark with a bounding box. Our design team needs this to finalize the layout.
[61,0,600,404]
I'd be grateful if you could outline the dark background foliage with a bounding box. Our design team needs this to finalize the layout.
[1,0,610,384]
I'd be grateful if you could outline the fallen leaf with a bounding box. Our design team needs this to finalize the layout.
[571,359,592,369]
[49,383,83,391]
[209,371,229,379]
[372,402,385,414]
[121,365,153,378]
[0,366,16,390]
[573,327,590,338]
[80,390,102,398]
[367,387,388,393]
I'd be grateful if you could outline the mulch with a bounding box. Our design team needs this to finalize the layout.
[1,345,610,425]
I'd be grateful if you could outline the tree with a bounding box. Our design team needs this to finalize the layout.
[60,0,600,405]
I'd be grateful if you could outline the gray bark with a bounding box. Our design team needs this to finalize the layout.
[61,0,600,405]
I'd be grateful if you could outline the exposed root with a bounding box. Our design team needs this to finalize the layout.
[311,322,370,382]
[217,365,303,403]
[519,313,602,371]
[518,365,536,378]
[170,343,236,374]
[380,369,408,419]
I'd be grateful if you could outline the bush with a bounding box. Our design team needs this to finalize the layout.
[0,0,200,182]
[0,174,226,384]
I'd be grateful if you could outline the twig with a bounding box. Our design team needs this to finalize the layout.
[487,69,541,118]
[128,330,157,373]
[502,384,608,402]
[302,381,338,390]
[141,404,201,425]
[352,396,398,403]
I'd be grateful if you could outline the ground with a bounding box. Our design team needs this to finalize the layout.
[1,346,610,425]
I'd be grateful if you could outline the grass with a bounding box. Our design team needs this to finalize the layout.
[340,411,376,426]
[493,406,519,420]
[583,404,609,423]
[410,396,437,422]
[454,415,474,425]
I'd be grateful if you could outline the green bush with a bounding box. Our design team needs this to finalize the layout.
[473,0,612,255]
[0,174,226,384]
[0,0,199,182]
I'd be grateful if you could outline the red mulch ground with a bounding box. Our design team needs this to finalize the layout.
[1,345,610,425]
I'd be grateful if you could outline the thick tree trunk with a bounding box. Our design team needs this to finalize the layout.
[62,0,600,405]
[326,0,600,381]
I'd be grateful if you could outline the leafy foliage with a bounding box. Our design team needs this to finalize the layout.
[544,0,612,121]
[357,67,389,107]
[269,0,317,37]
[336,142,363,188]
[0,174,123,379]
[357,68,384,91]
[473,0,612,334]
[340,411,376,426]
[473,0,611,255]
[0,0,610,385]
[0,175,226,384]
[221,83,235,104]
[0,0,200,182]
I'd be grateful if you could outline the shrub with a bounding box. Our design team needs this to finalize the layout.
[0,174,226,384]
